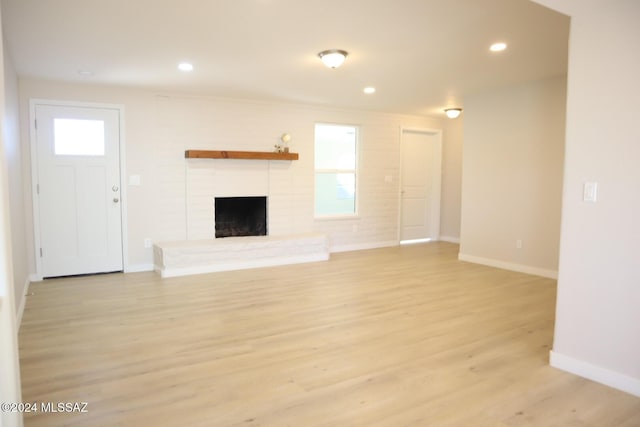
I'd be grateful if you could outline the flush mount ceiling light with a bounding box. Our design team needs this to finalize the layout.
[363,87,376,94]
[178,62,194,72]
[444,108,463,119]
[318,49,348,68]
[490,42,507,52]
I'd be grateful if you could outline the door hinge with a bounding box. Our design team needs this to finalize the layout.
[34,119,37,130]
[40,248,43,257]
[36,183,40,195]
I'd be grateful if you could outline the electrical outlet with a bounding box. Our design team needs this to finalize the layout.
[144,238,152,249]
[516,239,523,249]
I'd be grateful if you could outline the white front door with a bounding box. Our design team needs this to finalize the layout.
[34,103,123,278]
[400,129,442,242]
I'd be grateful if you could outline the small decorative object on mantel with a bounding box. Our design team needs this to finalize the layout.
[281,133,291,153]
[275,133,291,153]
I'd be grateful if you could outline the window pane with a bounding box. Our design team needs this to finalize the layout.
[314,124,356,169]
[315,173,356,216]
[54,118,105,156]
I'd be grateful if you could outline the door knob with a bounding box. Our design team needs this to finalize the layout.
[112,185,119,192]
[113,198,120,203]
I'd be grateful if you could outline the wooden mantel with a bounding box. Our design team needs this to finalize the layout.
[185,150,299,161]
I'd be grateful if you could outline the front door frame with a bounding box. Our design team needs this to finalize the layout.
[29,99,128,280]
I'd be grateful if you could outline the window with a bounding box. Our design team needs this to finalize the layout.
[54,118,105,156]
[314,123,358,216]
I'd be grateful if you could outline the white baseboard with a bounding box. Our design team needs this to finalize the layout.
[125,263,154,273]
[17,277,31,329]
[439,236,460,244]
[458,253,558,279]
[550,350,640,398]
[330,240,398,253]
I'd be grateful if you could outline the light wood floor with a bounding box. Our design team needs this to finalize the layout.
[19,242,640,426]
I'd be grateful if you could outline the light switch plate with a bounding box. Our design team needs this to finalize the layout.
[583,182,598,202]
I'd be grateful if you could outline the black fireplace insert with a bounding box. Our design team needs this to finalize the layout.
[214,196,267,238]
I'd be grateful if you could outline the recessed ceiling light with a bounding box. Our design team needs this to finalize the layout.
[364,87,376,94]
[178,62,194,72]
[490,42,507,52]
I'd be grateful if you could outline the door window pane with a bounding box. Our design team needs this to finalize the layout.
[54,118,105,156]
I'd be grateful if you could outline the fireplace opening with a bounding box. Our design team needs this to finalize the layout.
[214,196,267,238]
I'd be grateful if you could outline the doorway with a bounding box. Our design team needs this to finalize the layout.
[399,128,442,243]
[31,101,124,278]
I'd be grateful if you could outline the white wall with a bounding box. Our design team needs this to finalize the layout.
[3,40,27,321]
[533,0,640,397]
[0,7,24,425]
[19,78,463,271]
[459,75,566,278]
[440,117,463,242]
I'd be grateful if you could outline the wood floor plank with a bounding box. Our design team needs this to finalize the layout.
[18,242,640,426]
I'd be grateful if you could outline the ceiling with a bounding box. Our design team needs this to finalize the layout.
[1,0,569,117]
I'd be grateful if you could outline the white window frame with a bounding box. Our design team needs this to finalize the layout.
[314,123,360,219]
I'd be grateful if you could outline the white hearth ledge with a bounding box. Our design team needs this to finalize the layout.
[154,233,329,278]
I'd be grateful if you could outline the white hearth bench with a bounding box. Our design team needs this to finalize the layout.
[153,233,329,278]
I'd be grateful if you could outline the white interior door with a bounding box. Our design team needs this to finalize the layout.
[400,129,442,242]
[34,103,123,278]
